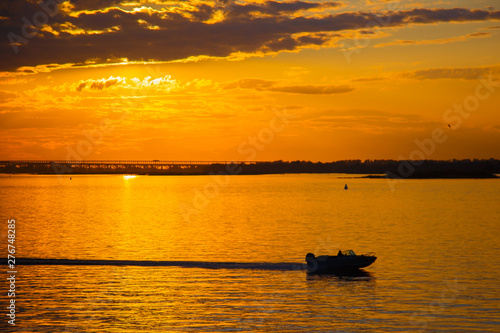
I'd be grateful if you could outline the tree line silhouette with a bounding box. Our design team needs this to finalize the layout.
[1,159,499,178]
[207,159,500,178]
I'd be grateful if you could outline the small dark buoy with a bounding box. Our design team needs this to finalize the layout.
[344,184,348,190]
[70,177,72,180]
[448,124,451,128]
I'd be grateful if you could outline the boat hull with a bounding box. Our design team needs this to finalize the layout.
[306,254,376,274]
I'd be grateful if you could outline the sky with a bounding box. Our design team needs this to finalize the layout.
[1,0,499,162]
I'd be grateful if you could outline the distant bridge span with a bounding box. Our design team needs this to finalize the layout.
[0,160,265,175]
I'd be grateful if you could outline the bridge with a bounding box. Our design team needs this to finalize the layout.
[0,160,264,175]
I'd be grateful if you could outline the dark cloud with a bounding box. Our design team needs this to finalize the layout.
[189,3,216,22]
[297,35,328,45]
[1,2,499,72]
[400,8,496,23]
[466,32,490,37]
[68,0,124,11]
[265,37,299,51]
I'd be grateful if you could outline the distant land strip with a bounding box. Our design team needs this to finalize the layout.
[14,258,306,271]
[0,159,499,178]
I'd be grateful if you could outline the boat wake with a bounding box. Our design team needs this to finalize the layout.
[15,258,307,271]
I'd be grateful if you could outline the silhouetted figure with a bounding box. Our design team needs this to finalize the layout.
[338,250,343,256]
[344,184,348,190]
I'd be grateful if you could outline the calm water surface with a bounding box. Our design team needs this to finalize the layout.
[1,174,499,332]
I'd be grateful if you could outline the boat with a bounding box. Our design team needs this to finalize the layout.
[305,250,376,274]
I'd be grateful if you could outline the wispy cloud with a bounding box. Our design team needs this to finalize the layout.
[267,84,354,94]
[223,78,354,94]
[349,65,500,82]
[374,32,491,48]
[401,65,500,80]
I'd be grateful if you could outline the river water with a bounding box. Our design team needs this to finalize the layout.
[1,174,499,332]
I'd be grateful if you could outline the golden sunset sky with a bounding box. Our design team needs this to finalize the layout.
[1,0,499,161]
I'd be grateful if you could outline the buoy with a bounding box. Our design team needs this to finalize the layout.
[344,184,348,190]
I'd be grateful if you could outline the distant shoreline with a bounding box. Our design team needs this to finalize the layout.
[1,159,499,179]
[360,174,498,179]
[2,173,498,179]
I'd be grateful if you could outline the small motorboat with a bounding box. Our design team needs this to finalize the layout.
[306,250,376,274]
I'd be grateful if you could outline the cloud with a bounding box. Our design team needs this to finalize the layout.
[76,75,177,91]
[76,76,126,91]
[267,84,354,94]
[67,0,126,12]
[222,78,277,90]
[351,76,386,82]
[374,31,491,48]
[0,90,20,101]
[223,78,354,95]
[402,65,500,80]
[1,3,500,73]
[350,65,500,82]
[225,0,343,18]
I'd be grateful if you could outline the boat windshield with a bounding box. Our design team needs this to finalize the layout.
[341,250,356,256]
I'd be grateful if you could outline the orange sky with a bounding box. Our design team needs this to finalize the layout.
[1,0,499,161]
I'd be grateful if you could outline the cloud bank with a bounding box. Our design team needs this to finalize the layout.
[1,1,500,73]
